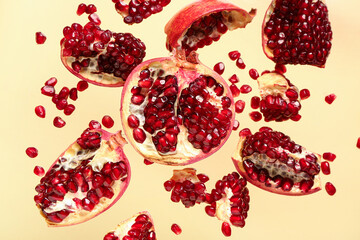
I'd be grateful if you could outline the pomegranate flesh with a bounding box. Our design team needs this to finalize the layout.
[34,129,131,226]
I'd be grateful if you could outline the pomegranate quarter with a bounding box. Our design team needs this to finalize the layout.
[34,129,131,226]
[232,127,321,196]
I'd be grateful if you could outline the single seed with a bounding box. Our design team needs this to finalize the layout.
[325,182,336,196]
[250,96,260,109]
[240,85,252,94]
[53,117,66,128]
[230,84,240,97]
[321,161,331,175]
[144,159,154,165]
[35,32,47,44]
[77,81,89,91]
[34,166,45,177]
[300,89,310,100]
[357,137,360,149]
[86,4,97,14]
[69,88,78,100]
[26,147,38,158]
[322,152,336,161]
[102,115,114,128]
[88,13,101,25]
[41,85,55,96]
[171,223,182,235]
[213,62,225,75]
[77,3,87,16]
[45,77,57,86]
[275,63,287,74]
[35,105,46,118]
[228,74,239,83]
[325,94,336,104]
[235,100,245,113]
[249,68,259,80]
[249,111,262,122]
[221,222,232,237]
[89,120,102,129]
[64,104,76,115]
[233,120,240,130]
[228,50,240,60]
[236,58,246,69]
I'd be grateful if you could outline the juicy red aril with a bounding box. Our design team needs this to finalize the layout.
[275,63,286,74]
[88,13,101,25]
[45,77,57,86]
[250,96,260,109]
[235,100,245,113]
[230,84,240,97]
[133,128,146,143]
[59,87,70,99]
[26,147,38,158]
[36,32,47,44]
[357,138,360,149]
[239,128,252,137]
[144,159,154,165]
[56,99,68,110]
[249,69,259,80]
[300,89,310,100]
[240,85,252,94]
[127,115,140,128]
[323,152,336,162]
[41,85,55,96]
[64,104,76,115]
[213,62,225,75]
[69,88,78,100]
[228,50,240,60]
[249,111,262,122]
[86,4,97,14]
[34,166,45,177]
[325,182,336,196]
[259,94,301,122]
[77,81,89,91]
[233,120,239,131]
[77,129,101,149]
[325,94,336,104]
[197,174,209,183]
[35,105,46,118]
[222,222,232,237]
[77,3,87,15]
[102,115,114,128]
[53,117,66,128]
[115,213,155,240]
[205,205,216,216]
[103,232,118,240]
[236,58,246,69]
[229,74,239,84]
[321,161,330,175]
[89,120,102,129]
[171,223,182,235]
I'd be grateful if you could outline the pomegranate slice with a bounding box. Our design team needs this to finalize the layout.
[232,127,321,196]
[262,0,332,67]
[164,168,208,208]
[121,56,234,165]
[60,21,146,87]
[113,0,171,25]
[257,71,302,122]
[34,129,131,226]
[103,211,156,240]
[165,0,256,57]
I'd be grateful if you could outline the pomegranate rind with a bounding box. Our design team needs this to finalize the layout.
[165,0,256,54]
[38,129,131,227]
[232,134,321,196]
[120,56,235,166]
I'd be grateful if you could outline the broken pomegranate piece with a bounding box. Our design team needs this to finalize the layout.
[262,0,332,67]
[103,211,156,240]
[232,127,321,196]
[34,129,131,226]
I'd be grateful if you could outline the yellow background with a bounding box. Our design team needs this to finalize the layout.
[1,0,360,239]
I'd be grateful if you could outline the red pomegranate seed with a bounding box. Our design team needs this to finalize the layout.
[171,223,182,235]
[127,115,140,128]
[321,162,331,175]
[233,120,239,130]
[236,58,246,69]
[26,147,38,158]
[89,120,102,129]
[133,128,146,143]
[88,13,101,25]
[221,222,231,237]
[41,85,55,96]
[77,80,89,91]
[261,70,271,75]
[64,104,75,115]
[197,174,209,183]
[35,32,47,44]
[228,50,240,60]
[45,77,57,86]
[275,63,287,74]
[56,99,68,110]
[34,166,45,177]
[230,84,240,97]
[53,116,66,128]
[325,182,336,196]
[58,87,70,99]
[69,88,78,101]
[235,100,245,113]
[35,105,46,118]
[144,159,154,165]
[205,205,216,216]
[240,85,252,94]
[102,115,114,128]
[228,74,239,83]
[77,3,87,15]
[323,152,336,162]
[357,138,360,149]
[325,94,336,104]
[249,111,262,122]
[300,89,311,100]
[291,114,302,121]
[86,4,97,14]
[249,68,259,80]
[213,62,225,75]
[250,96,260,109]
[239,128,252,137]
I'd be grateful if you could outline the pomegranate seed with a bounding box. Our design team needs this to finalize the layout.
[300,89,310,100]
[41,85,55,96]
[53,116,66,128]
[26,147,38,158]
[56,99,68,110]
[144,159,154,165]
[86,4,97,14]
[239,128,252,137]
[235,100,245,113]
[249,111,262,122]
[35,105,46,118]
[45,77,57,86]
[357,137,360,149]
[230,84,240,97]
[133,128,146,143]
[325,94,336,104]
[102,115,114,128]
[64,104,75,115]
[164,180,174,191]
[58,87,70,99]
[197,174,209,183]
[240,84,252,94]
[221,222,231,237]
[35,32,47,44]
[323,152,336,162]
[250,96,260,109]
[205,205,216,216]
[228,74,239,83]
[213,62,225,75]
[249,68,259,80]
[89,120,102,129]
[127,115,140,128]
[325,182,336,196]
[69,88,78,101]
[275,63,286,74]
[236,58,246,69]
[77,3,87,15]
[88,13,101,25]
[291,114,302,121]
[321,161,331,175]
[77,81,89,91]
[233,120,239,130]
[228,50,240,60]
[34,166,45,177]
[171,224,182,235]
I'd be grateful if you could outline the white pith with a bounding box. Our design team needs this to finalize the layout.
[171,168,200,183]
[215,187,234,223]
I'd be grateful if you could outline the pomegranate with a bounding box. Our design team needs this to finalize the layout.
[204,172,249,237]
[60,19,146,87]
[103,211,156,240]
[165,0,256,57]
[257,71,302,122]
[163,168,208,208]
[34,129,131,226]
[232,127,321,196]
[262,0,332,67]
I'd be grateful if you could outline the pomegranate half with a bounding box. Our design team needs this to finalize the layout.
[232,127,321,196]
[34,129,131,226]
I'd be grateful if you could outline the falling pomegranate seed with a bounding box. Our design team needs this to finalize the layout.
[102,115,115,128]
[41,85,55,96]
[325,94,336,104]
[77,3,87,15]
[221,222,232,237]
[86,4,97,14]
[53,116,66,128]
[240,85,252,94]
[236,58,246,69]
[171,224,182,235]
[228,74,239,83]
[249,111,262,122]
[64,104,75,115]
[291,114,302,121]
[323,152,336,162]
[250,96,260,109]
[325,182,336,196]
[58,87,70,99]
[239,128,252,137]
[35,32,47,44]
[35,105,46,118]
[45,77,57,86]
[26,147,38,158]
[56,99,68,110]
[261,70,271,75]
[34,166,45,177]
[88,13,101,25]
[275,63,287,74]
[228,50,240,60]
[235,100,245,113]
[89,120,102,129]
[77,81,89,91]
[321,162,331,175]
[357,138,360,149]
[300,89,311,100]
[144,159,154,165]
[69,88,78,101]
[249,68,259,80]
[213,62,225,75]
[233,120,240,130]
[230,84,240,97]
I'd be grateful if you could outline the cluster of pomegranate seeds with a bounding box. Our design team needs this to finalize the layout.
[35,32,47,44]
[249,68,259,80]
[241,128,320,193]
[213,62,225,75]
[77,3,97,16]
[264,0,332,66]
[102,115,115,128]
[322,152,336,161]
[300,88,310,100]
[235,100,245,113]
[143,159,154,165]
[34,166,45,177]
[171,223,182,235]
[249,111,262,122]
[228,50,240,61]
[325,182,336,196]
[325,93,336,104]
[236,58,246,69]
[77,128,101,149]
